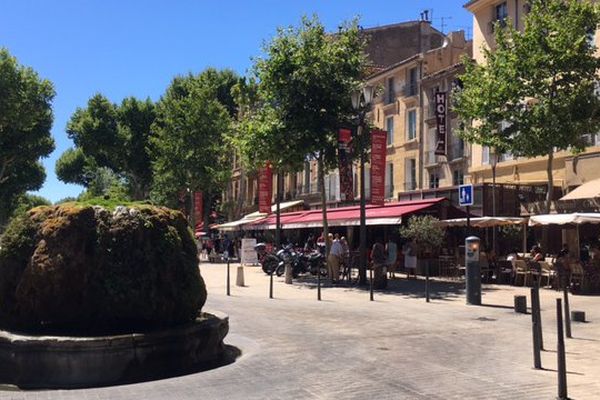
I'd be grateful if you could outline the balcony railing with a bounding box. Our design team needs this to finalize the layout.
[425,150,442,166]
[385,185,395,199]
[404,181,417,191]
[450,143,468,160]
[402,83,418,97]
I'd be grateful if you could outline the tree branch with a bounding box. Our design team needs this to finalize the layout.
[0,156,16,184]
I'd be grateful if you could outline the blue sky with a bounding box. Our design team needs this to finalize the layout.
[1,0,472,202]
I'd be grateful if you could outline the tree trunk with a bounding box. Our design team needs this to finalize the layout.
[545,150,554,214]
[318,154,330,256]
[275,170,281,249]
[542,150,554,251]
[235,167,246,219]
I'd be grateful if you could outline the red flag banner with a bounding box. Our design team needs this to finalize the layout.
[338,128,354,202]
[370,129,387,206]
[434,91,447,156]
[193,191,203,228]
[258,163,273,214]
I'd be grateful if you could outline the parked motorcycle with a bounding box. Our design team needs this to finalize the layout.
[299,250,328,277]
[254,242,279,274]
[274,245,327,278]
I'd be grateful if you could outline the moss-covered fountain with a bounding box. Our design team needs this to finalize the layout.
[0,204,229,388]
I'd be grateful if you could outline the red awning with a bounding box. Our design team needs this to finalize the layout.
[248,198,452,230]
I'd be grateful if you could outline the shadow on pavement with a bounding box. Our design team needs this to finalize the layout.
[289,275,504,301]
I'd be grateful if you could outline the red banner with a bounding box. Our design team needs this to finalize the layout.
[370,130,387,206]
[193,191,203,228]
[258,163,273,214]
[338,128,354,202]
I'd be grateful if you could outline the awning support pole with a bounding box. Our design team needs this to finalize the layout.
[522,222,527,255]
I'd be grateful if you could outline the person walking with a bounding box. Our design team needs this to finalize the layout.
[403,240,417,279]
[328,234,343,283]
[371,239,387,289]
[386,237,398,279]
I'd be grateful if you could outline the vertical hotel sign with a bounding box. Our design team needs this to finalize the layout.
[258,162,273,214]
[434,91,447,156]
[338,128,354,201]
[370,129,387,206]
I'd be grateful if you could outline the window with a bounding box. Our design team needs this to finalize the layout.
[429,173,440,189]
[386,116,394,145]
[482,146,490,165]
[385,162,394,198]
[429,86,440,116]
[405,158,416,191]
[495,2,508,23]
[303,161,310,193]
[407,67,418,96]
[453,170,464,186]
[407,109,417,140]
[387,77,395,104]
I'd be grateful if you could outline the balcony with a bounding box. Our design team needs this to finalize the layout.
[385,185,395,199]
[402,83,418,98]
[403,181,417,191]
[487,18,507,34]
[424,150,443,166]
[449,143,468,161]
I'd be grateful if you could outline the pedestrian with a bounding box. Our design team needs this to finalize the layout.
[386,236,398,279]
[317,232,326,255]
[305,234,316,252]
[403,240,417,279]
[340,236,350,280]
[371,238,387,289]
[328,234,343,283]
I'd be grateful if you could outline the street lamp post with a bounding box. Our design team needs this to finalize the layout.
[352,85,374,286]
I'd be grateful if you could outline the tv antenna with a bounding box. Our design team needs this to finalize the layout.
[434,16,453,34]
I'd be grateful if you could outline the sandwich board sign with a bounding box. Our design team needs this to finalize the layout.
[459,184,473,207]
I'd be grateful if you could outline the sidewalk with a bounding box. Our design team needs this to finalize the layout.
[2,261,599,399]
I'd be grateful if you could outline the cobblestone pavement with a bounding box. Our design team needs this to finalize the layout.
[2,262,600,399]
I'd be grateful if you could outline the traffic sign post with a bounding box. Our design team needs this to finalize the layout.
[459,184,473,233]
[458,184,473,207]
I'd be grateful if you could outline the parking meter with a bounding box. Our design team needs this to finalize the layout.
[465,236,481,305]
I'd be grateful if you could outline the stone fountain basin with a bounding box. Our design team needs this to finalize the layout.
[0,311,229,389]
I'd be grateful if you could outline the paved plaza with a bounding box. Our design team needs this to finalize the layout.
[1,263,600,399]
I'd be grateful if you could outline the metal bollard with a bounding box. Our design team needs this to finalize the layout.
[317,267,321,301]
[530,288,542,369]
[563,287,572,338]
[425,260,430,303]
[556,298,568,400]
[514,295,527,314]
[269,271,274,299]
[532,286,544,350]
[226,257,231,296]
[369,265,374,301]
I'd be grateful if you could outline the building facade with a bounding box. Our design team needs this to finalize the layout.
[363,30,472,203]
[465,0,600,214]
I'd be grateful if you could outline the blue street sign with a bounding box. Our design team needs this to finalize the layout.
[459,184,474,207]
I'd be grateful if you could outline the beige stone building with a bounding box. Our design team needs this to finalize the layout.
[465,0,600,214]
[363,30,472,201]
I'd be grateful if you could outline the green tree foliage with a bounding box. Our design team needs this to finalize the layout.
[0,48,55,227]
[454,0,600,212]
[252,15,368,242]
[399,215,445,254]
[58,94,155,200]
[150,71,233,225]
